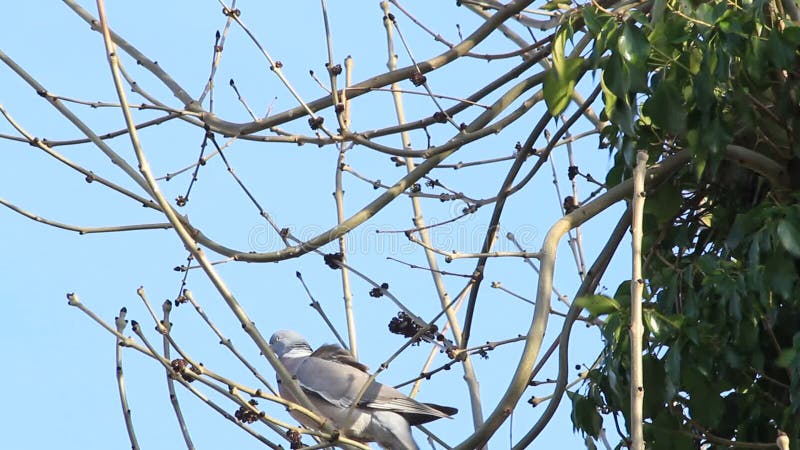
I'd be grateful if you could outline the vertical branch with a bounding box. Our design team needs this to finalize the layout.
[114,307,140,450]
[197,0,236,105]
[629,150,647,450]
[332,58,357,357]
[320,0,358,355]
[380,0,486,435]
[546,132,584,279]
[334,146,357,358]
[563,125,587,277]
[160,299,195,449]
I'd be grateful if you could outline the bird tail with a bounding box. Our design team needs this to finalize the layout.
[401,402,458,426]
[423,402,458,417]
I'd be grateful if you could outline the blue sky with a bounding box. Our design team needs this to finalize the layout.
[0,2,631,449]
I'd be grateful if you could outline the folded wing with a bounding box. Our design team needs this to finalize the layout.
[293,348,457,423]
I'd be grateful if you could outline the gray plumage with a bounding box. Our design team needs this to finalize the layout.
[269,330,456,450]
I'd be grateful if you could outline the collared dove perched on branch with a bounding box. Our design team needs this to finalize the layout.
[269,330,457,450]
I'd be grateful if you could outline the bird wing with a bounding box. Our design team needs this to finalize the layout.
[291,347,456,424]
[361,383,455,422]
[311,344,370,372]
[293,354,369,409]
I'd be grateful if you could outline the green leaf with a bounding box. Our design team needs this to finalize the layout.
[643,309,662,337]
[688,130,707,179]
[543,57,584,116]
[764,253,795,299]
[649,0,666,24]
[613,280,632,306]
[643,309,683,341]
[618,22,650,67]
[601,312,627,351]
[583,6,604,36]
[776,348,797,368]
[767,27,796,69]
[665,346,681,388]
[688,47,703,74]
[611,96,636,136]
[576,294,621,316]
[552,26,570,72]
[568,390,603,438]
[595,18,621,63]
[649,13,692,54]
[544,27,583,116]
[726,213,753,250]
[603,53,630,99]
[782,26,800,45]
[650,408,694,450]
[776,219,800,257]
[694,3,716,27]
[684,370,724,428]
[643,182,683,222]
[643,355,667,417]
[642,80,687,134]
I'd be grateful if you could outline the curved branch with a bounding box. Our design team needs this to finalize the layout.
[65,0,538,136]
[725,144,790,189]
[453,149,697,449]
[509,144,789,448]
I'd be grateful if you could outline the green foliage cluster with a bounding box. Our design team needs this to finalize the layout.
[558,0,800,447]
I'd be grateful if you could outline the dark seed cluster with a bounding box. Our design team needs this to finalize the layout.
[387,312,440,345]
[174,293,188,306]
[369,282,390,298]
[326,63,342,76]
[286,430,304,449]
[563,196,578,214]
[222,7,240,17]
[568,165,579,180]
[323,252,343,269]
[388,311,421,338]
[170,359,201,382]
[308,116,324,130]
[410,71,426,86]
[234,399,260,424]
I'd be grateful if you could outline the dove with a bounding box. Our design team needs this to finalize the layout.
[269,330,457,450]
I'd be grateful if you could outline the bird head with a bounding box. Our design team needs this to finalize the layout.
[269,330,313,358]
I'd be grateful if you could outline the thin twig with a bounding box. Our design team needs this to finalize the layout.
[181,290,278,395]
[0,197,171,234]
[386,256,474,278]
[295,271,348,349]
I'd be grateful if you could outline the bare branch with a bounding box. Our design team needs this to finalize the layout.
[629,151,647,450]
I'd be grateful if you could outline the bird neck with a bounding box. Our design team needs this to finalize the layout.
[282,345,312,359]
